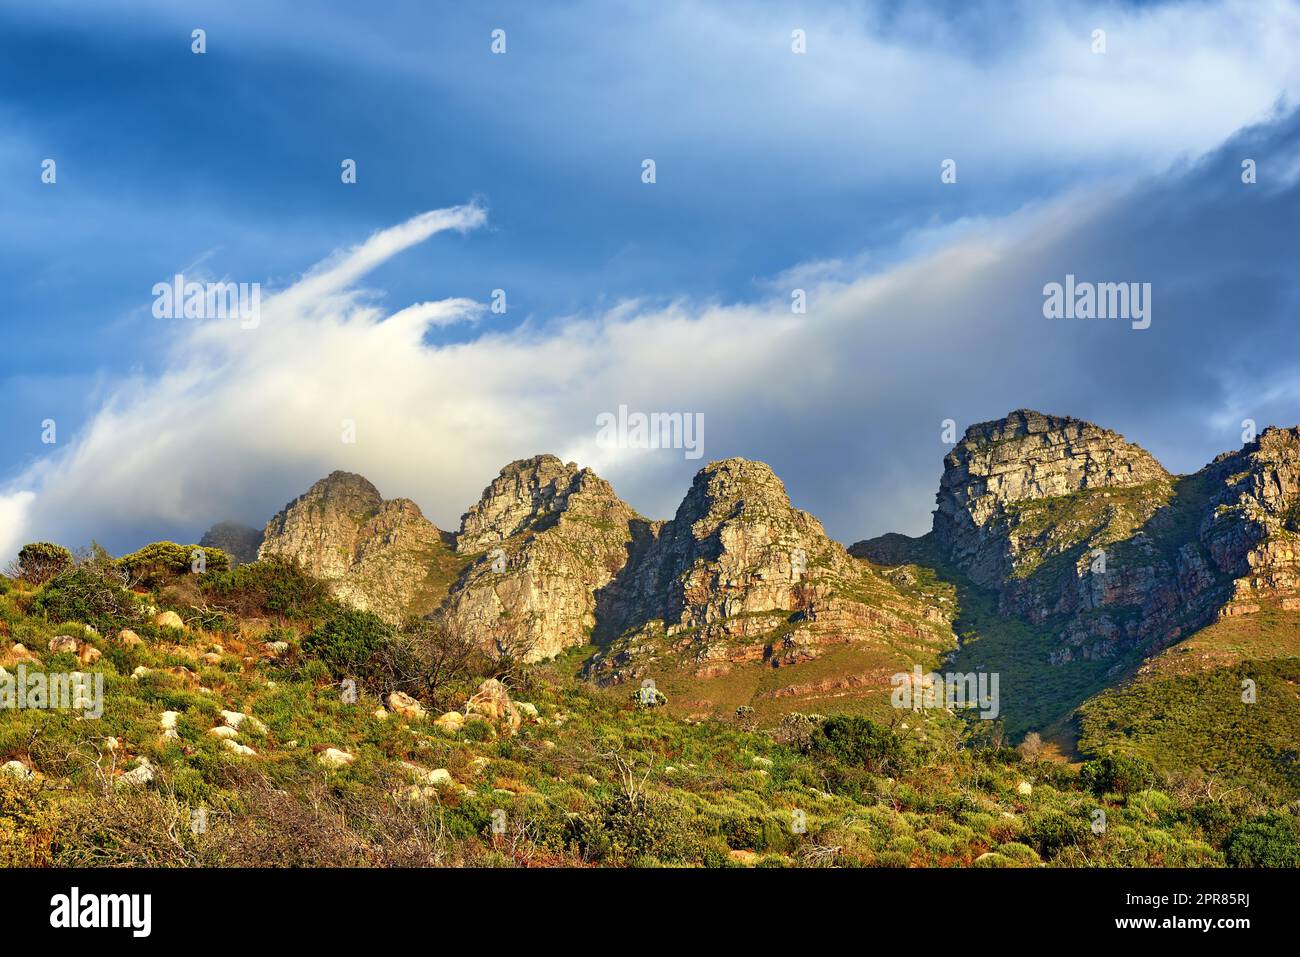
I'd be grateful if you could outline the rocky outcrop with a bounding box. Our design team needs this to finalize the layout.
[585,458,956,684]
[1200,427,1300,615]
[439,456,644,661]
[199,522,264,566]
[258,471,449,625]
[863,411,1300,670]
[933,409,1171,587]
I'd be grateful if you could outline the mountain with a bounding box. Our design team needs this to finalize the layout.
[243,413,1300,766]
[584,458,956,720]
[257,471,460,624]
[438,455,645,661]
[198,521,264,566]
[851,410,1300,782]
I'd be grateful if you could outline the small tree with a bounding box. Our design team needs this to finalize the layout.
[378,618,485,710]
[1018,732,1043,763]
[15,542,74,585]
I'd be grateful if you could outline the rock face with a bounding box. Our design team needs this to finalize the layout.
[258,471,448,625]
[860,410,1300,669]
[438,455,644,661]
[586,458,956,684]
[199,522,264,566]
[1201,427,1300,615]
[932,409,1171,588]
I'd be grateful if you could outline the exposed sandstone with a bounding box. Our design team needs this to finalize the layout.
[258,471,450,625]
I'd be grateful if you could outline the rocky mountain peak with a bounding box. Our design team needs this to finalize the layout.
[933,409,1170,585]
[456,454,615,553]
[258,471,446,624]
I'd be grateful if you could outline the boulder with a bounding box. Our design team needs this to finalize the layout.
[0,760,33,781]
[118,757,154,788]
[78,643,102,665]
[317,747,355,768]
[48,635,79,654]
[383,691,426,721]
[223,740,257,757]
[208,726,239,740]
[1017,781,1033,796]
[465,678,521,733]
[153,610,184,630]
[116,629,144,647]
[434,711,464,733]
[515,702,540,721]
[220,710,267,734]
[400,762,452,787]
[159,711,180,739]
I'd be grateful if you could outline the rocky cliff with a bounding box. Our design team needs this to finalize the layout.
[860,410,1300,670]
[437,455,645,661]
[258,471,450,624]
[585,458,956,685]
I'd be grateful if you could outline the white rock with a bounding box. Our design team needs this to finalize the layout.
[383,691,426,720]
[208,726,239,740]
[131,666,152,680]
[223,740,256,757]
[0,760,33,781]
[119,757,154,788]
[400,762,452,787]
[434,710,464,733]
[1017,781,1033,796]
[317,747,355,768]
[153,610,184,630]
[220,710,267,734]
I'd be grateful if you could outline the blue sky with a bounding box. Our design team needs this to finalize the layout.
[3,0,1300,557]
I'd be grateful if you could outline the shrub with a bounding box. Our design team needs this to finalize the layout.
[373,618,487,710]
[0,776,61,866]
[1223,814,1300,868]
[1025,809,1092,859]
[814,716,906,774]
[302,608,394,682]
[773,712,825,753]
[15,542,73,585]
[1079,754,1156,797]
[573,793,700,864]
[117,541,230,587]
[200,558,330,620]
[31,567,139,631]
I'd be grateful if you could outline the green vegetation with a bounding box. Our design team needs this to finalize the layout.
[0,541,1296,868]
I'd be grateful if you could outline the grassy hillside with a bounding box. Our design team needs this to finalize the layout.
[1077,605,1300,801]
[0,550,1296,867]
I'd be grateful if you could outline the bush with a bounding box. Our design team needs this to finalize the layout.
[573,793,700,864]
[813,716,906,774]
[302,608,394,682]
[773,712,825,753]
[31,567,139,631]
[1079,754,1156,797]
[200,558,330,620]
[0,776,61,866]
[15,542,73,585]
[1223,814,1300,868]
[117,541,230,587]
[1025,809,1092,859]
[373,618,486,710]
